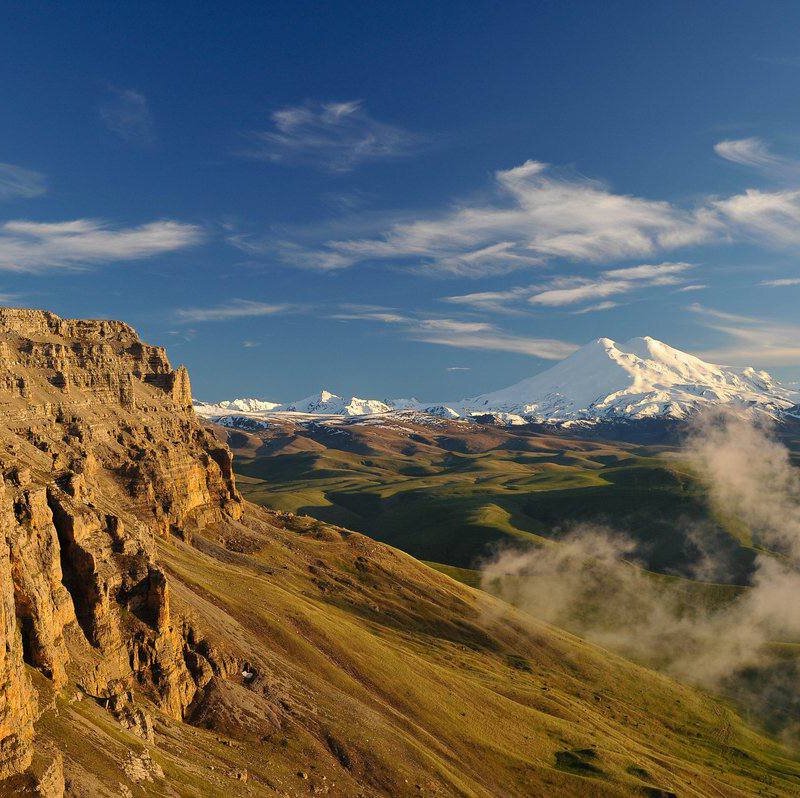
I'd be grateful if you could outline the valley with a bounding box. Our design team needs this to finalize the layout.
[213,412,761,582]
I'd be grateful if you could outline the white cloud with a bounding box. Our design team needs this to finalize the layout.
[0,164,46,200]
[572,301,620,314]
[176,300,293,323]
[331,308,410,323]
[760,277,800,287]
[423,242,543,277]
[272,241,358,271]
[538,261,693,306]
[446,366,471,372]
[712,188,800,247]
[445,262,693,312]
[0,219,202,272]
[331,305,577,360]
[676,284,707,292]
[99,88,155,145]
[415,318,494,334]
[297,161,713,275]
[241,100,421,172]
[441,286,534,313]
[713,136,800,185]
[714,137,785,170]
[601,261,693,280]
[689,302,800,365]
[412,329,578,359]
[529,277,634,307]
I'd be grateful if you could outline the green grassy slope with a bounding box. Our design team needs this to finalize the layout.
[36,504,800,796]
[223,418,758,580]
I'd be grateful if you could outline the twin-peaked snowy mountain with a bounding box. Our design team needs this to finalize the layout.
[195,336,799,426]
[455,336,797,421]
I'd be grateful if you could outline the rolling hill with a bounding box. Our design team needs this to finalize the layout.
[214,412,759,581]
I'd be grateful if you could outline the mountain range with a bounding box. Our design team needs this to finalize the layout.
[196,335,800,426]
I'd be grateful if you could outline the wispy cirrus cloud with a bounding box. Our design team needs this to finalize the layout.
[442,286,534,314]
[99,87,155,145]
[712,188,800,247]
[175,299,294,323]
[445,262,693,312]
[0,164,47,200]
[417,329,577,359]
[601,261,692,280]
[528,278,633,307]
[760,277,800,287]
[676,284,707,292]
[332,305,577,360]
[572,301,619,314]
[0,219,202,272]
[689,302,800,365]
[529,262,692,307]
[277,161,713,276]
[240,100,422,172]
[714,136,800,185]
[714,137,786,171]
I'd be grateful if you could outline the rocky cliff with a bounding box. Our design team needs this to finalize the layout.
[0,308,241,789]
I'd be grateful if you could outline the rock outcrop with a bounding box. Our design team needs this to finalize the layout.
[0,308,242,782]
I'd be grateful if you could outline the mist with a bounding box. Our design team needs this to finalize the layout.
[481,411,800,736]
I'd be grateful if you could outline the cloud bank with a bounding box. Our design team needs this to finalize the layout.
[481,412,800,734]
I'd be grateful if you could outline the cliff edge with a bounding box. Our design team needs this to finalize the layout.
[0,308,241,787]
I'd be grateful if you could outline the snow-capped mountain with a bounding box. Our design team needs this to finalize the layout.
[218,397,281,413]
[278,390,392,416]
[193,398,280,417]
[454,336,798,421]
[384,397,421,410]
[195,390,394,419]
[194,336,800,428]
[419,404,462,419]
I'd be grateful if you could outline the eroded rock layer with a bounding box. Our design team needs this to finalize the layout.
[0,308,241,783]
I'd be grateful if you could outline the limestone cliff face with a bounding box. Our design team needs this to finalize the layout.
[0,308,242,782]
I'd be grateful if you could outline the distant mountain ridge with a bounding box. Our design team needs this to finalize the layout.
[196,390,396,418]
[195,336,800,426]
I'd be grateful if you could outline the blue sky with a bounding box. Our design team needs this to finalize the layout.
[3,1,800,401]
